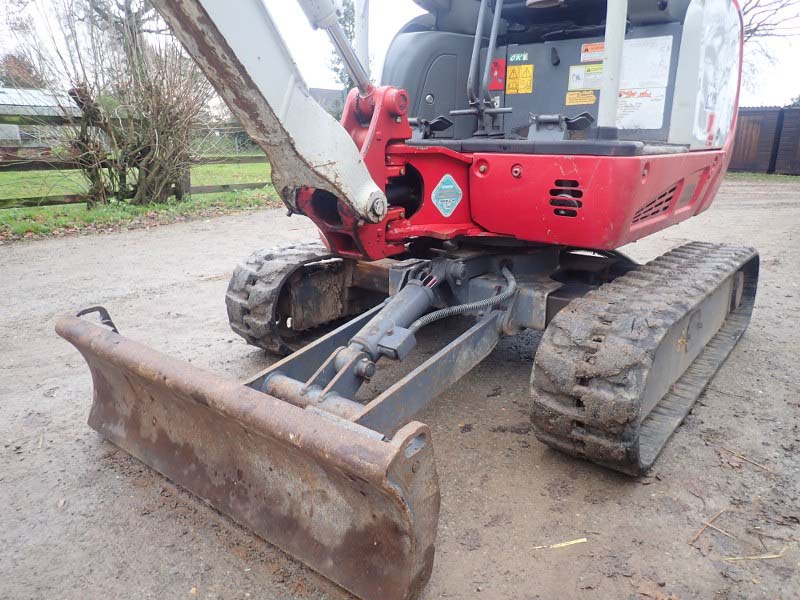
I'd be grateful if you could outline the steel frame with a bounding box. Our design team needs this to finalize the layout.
[242,248,632,438]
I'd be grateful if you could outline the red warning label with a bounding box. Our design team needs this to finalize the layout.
[488,59,506,91]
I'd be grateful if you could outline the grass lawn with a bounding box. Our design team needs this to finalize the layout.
[725,172,798,183]
[0,160,280,240]
[0,160,272,199]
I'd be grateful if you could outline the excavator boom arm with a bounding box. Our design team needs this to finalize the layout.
[150,0,387,222]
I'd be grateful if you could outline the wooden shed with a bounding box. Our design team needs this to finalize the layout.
[728,107,784,173]
[775,108,800,176]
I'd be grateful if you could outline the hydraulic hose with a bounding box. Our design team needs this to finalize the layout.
[409,266,517,333]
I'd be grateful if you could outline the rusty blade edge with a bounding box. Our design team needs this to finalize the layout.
[57,315,398,478]
[55,315,440,600]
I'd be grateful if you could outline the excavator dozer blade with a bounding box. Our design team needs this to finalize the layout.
[56,315,440,600]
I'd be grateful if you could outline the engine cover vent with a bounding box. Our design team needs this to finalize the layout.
[632,185,678,224]
[549,179,583,218]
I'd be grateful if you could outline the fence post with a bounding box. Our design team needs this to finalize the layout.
[181,167,192,200]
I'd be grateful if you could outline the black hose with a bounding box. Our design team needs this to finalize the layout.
[409,266,517,333]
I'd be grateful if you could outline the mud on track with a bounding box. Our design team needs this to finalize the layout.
[2,179,799,599]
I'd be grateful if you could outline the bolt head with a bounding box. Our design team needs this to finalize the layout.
[425,94,435,104]
[479,164,488,174]
[356,357,377,379]
[367,193,387,222]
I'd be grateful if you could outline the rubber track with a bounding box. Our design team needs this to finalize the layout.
[225,240,333,354]
[531,242,759,476]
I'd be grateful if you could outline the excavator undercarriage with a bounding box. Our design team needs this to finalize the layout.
[56,0,758,598]
[58,239,757,599]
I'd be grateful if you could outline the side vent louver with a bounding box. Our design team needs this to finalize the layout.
[632,185,678,224]
[550,179,583,218]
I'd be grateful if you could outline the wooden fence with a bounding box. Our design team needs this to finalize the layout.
[4,105,797,210]
[729,107,800,175]
[0,154,270,210]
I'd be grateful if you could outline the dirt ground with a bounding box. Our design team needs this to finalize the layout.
[2,179,799,600]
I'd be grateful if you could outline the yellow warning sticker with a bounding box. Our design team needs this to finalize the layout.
[566,90,597,106]
[506,64,534,95]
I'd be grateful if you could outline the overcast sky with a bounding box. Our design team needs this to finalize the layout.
[265,0,798,107]
[1,0,797,107]
[263,0,425,88]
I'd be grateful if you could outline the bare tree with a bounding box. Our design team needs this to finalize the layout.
[741,0,800,43]
[7,0,217,205]
[0,52,49,88]
[77,0,168,67]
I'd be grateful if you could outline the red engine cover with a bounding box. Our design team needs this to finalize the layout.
[466,150,728,250]
[299,70,739,260]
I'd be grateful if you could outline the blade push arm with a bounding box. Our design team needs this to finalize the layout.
[151,0,388,223]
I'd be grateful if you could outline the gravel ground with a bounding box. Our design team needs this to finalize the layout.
[1,179,799,600]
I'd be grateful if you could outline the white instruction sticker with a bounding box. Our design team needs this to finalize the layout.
[620,36,673,90]
[616,36,673,130]
[568,64,603,91]
[616,88,667,130]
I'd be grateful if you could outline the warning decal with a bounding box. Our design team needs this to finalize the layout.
[581,42,604,63]
[506,64,534,95]
[566,90,597,106]
[616,36,673,130]
[568,64,603,91]
[431,174,463,218]
[488,59,506,91]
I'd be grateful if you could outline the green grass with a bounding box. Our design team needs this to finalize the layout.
[0,160,272,199]
[725,172,799,183]
[0,188,281,239]
[0,160,280,239]
[0,163,280,240]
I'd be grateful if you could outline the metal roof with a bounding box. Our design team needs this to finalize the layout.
[0,87,81,123]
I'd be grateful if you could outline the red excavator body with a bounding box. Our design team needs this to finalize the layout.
[306,81,740,260]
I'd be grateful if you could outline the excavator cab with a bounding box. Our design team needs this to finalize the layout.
[391,0,740,146]
[57,2,758,599]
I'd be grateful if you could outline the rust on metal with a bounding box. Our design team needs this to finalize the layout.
[351,260,392,295]
[56,316,440,600]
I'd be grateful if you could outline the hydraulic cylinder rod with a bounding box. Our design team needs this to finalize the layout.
[298,0,372,94]
[354,0,370,79]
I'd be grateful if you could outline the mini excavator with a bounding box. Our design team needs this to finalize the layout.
[57,1,759,598]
